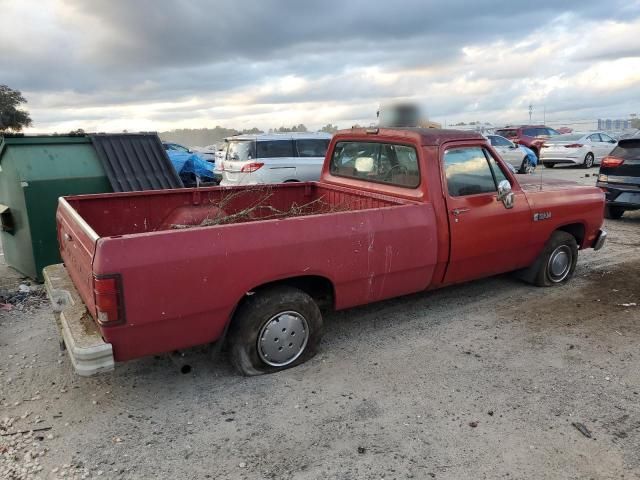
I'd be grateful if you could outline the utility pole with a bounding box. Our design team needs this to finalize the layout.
[528,103,533,123]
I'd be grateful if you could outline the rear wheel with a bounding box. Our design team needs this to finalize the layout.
[228,286,323,376]
[530,231,578,287]
[583,153,595,168]
[605,206,625,219]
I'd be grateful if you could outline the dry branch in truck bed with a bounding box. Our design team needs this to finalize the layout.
[170,186,351,229]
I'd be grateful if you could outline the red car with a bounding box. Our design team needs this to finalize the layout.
[495,125,561,158]
[45,128,606,376]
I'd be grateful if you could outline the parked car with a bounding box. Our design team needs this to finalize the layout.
[596,138,640,219]
[485,134,536,173]
[162,142,192,153]
[44,127,606,377]
[616,129,640,140]
[540,132,617,168]
[494,125,560,158]
[191,145,218,163]
[219,132,332,186]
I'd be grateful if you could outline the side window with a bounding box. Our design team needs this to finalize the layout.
[490,136,510,147]
[588,134,601,142]
[295,139,330,158]
[522,128,537,137]
[444,147,497,196]
[256,140,294,158]
[329,141,420,188]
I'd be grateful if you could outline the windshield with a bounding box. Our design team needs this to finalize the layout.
[496,129,517,138]
[226,140,256,162]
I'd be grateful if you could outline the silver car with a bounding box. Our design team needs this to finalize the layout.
[540,132,617,168]
[485,134,535,173]
[219,132,332,186]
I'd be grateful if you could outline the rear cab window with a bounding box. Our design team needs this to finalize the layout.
[444,147,508,196]
[329,141,420,188]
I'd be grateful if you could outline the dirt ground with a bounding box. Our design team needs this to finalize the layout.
[1,166,639,479]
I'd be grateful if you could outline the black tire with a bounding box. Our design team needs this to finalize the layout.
[583,153,595,169]
[605,206,625,219]
[528,231,578,287]
[227,286,323,376]
[519,157,534,174]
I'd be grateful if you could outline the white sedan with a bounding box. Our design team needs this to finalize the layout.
[485,134,535,173]
[540,132,617,168]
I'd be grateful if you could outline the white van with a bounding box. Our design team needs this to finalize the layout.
[218,132,332,186]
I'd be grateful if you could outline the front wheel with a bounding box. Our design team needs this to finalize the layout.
[532,231,578,287]
[583,153,595,169]
[228,286,323,375]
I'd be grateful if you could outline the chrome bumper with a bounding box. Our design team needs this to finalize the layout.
[593,229,607,251]
[43,264,115,377]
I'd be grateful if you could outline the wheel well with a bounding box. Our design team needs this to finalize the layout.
[556,223,585,247]
[242,275,335,311]
[283,179,300,183]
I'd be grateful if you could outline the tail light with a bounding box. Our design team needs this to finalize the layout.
[241,162,264,173]
[94,274,124,326]
[564,144,584,148]
[601,156,624,168]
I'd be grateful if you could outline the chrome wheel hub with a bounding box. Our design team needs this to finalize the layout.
[257,311,309,367]
[548,246,571,282]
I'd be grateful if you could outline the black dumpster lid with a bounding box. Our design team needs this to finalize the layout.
[89,133,183,192]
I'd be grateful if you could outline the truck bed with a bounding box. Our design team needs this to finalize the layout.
[64,182,405,235]
[57,182,437,361]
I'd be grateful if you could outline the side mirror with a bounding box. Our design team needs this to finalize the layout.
[509,143,518,149]
[497,180,514,209]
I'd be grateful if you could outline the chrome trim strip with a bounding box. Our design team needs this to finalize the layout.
[58,197,99,243]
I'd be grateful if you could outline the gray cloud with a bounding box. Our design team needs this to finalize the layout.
[1,0,639,131]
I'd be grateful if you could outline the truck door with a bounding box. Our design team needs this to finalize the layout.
[442,145,533,284]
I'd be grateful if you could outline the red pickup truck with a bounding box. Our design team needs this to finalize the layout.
[44,128,607,376]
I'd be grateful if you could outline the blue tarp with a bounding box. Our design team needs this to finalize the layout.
[521,146,538,166]
[166,151,216,185]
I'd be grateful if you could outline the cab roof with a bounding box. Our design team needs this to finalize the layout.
[335,127,485,146]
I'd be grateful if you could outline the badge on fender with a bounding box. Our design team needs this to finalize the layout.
[533,212,552,221]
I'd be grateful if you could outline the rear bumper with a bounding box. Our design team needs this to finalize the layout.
[593,229,607,251]
[43,264,114,377]
[596,182,640,209]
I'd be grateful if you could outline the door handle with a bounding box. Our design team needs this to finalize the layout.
[451,208,470,216]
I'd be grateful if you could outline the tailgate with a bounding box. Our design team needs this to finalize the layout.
[57,197,99,319]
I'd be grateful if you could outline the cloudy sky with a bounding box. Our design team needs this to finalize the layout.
[2,0,640,133]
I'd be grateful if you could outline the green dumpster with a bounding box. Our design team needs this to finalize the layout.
[0,135,112,281]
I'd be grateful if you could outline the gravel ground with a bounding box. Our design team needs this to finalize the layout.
[1,166,639,480]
